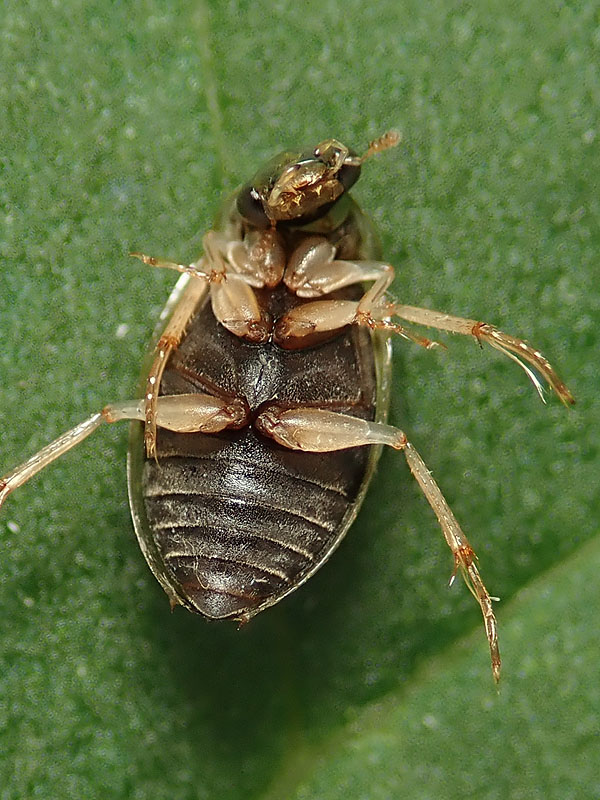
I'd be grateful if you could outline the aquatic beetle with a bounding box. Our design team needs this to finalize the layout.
[0,132,573,681]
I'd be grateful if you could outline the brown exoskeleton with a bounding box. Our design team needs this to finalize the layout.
[0,132,573,681]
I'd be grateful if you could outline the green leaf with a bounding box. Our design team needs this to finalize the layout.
[262,538,600,800]
[1,1,596,798]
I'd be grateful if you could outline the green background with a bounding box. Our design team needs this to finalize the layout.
[1,1,598,797]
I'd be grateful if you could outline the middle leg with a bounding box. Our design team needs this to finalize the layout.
[275,294,573,405]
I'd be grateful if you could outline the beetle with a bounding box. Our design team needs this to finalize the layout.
[0,132,573,681]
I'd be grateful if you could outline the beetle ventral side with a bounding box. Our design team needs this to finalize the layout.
[136,288,380,621]
[1,131,574,682]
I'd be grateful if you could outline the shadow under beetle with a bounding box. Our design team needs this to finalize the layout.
[0,132,574,682]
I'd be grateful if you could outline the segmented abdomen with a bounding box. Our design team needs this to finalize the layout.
[143,428,369,619]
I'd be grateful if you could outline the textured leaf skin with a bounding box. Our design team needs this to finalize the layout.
[0,1,596,798]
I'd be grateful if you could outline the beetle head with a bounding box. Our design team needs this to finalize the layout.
[237,132,400,229]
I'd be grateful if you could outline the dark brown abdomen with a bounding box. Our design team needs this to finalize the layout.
[141,291,377,619]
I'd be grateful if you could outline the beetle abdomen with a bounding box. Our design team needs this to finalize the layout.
[143,429,370,618]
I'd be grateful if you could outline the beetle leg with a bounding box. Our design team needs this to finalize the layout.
[284,237,394,298]
[278,250,442,349]
[255,404,500,682]
[373,303,574,406]
[0,413,105,510]
[227,228,286,288]
[285,239,397,305]
[204,230,278,342]
[138,232,273,344]
[275,299,441,350]
[133,226,281,457]
[104,394,250,432]
[139,276,209,460]
[282,247,573,404]
[209,275,272,343]
[133,236,234,460]
[154,230,286,289]
[130,253,219,283]
[284,284,574,405]
[0,394,250,511]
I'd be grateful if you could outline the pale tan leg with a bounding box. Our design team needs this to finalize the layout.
[0,413,105,509]
[283,237,395,298]
[139,230,286,290]
[277,292,572,405]
[275,299,441,350]
[208,273,271,343]
[227,228,286,288]
[130,253,216,282]
[381,304,574,405]
[255,404,501,682]
[0,393,249,511]
[277,244,441,346]
[139,277,209,459]
[134,227,284,458]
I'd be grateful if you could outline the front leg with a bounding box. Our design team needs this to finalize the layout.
[283,236,394,298]
[133,228,286,457]
[255,404,501,682]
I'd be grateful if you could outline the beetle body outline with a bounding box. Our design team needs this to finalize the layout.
[0,132,573,681]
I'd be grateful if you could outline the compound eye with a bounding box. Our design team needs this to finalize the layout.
[338,162,361,192]
[236,185,270,228]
